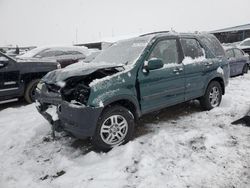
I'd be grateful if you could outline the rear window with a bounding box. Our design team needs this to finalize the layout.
[200,34,225,57]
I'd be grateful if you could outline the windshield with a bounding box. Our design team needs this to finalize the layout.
[240,40,250,46]
[91,36,152,65]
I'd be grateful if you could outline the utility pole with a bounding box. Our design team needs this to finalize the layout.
[75,28,78,44]
[99,32,102,41]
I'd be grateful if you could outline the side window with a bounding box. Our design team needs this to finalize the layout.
[180,38,204,59]
[226,49,234,59]
[63,51,82,56]
[38,50,63,57]
[37,50,54,57]
[71,51,82,55]
[200,35,225,57]
[148,39,178,64]
[53,51,64,56]
[234,49,243,58]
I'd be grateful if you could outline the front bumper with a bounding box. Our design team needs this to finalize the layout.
[35,84,103,138]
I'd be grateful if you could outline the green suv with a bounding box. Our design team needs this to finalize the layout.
[35,32,229,151]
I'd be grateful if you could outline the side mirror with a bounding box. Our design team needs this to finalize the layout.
[0,56,9,68]
[144,58,164,71]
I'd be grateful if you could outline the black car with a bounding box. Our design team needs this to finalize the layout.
[0,52,60,104]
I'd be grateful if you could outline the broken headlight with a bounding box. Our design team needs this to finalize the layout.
[72,83,90,104]
[61,82,90,105]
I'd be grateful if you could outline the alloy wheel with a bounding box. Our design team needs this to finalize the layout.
[100,115,128,145]
[209,86,220,107]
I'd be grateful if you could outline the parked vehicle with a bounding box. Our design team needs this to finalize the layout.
[224,47,249,76]
[0,51,60,104]
[35,32,229,151]
[83,50,101,63]
[238,38,250,55]
[17,46,89,68]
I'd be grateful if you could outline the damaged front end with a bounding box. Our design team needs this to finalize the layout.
[35,64,124,138]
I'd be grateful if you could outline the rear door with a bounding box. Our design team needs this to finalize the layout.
[233,48,247,74]
[0,53,20,98]
[138,37,185,114]
[180,37,208,100]
[225,49,236,76]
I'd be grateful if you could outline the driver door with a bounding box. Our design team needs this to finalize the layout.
[137,38,185,114]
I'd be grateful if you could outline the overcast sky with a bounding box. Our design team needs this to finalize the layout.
[0,0,249,46]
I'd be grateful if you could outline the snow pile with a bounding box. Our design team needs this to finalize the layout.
[63,61,118,72]
[217,67,224,75]
[163,63,178,68]
[45,105,58,121]
[0,74,250,188]
[182,56,206,65]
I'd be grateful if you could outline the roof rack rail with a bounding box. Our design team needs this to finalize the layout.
[139,31,169,37]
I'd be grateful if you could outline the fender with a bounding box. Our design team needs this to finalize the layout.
[90,88,141,118]
[203,74,225,96]
[104,94,141,117]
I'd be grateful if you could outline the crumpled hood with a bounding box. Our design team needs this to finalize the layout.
[42,62,122,84]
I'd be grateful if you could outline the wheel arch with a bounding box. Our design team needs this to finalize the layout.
[207,77,225,95]
[102,96,141,121]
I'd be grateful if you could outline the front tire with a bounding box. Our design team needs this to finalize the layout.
[24,79,40,104]
[200,81,222,110]
[91,105,135,152]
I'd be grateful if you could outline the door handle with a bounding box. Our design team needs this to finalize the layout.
[178,67,184,71]
[205,62,213,66]
[173,69,179,73]
[173,67,183,73]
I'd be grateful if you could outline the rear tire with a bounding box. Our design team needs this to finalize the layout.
[24,79,40,104]
[91,105,135,152]
[200,81,222,111]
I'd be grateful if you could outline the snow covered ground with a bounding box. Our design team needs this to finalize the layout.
[0,74,250,188]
